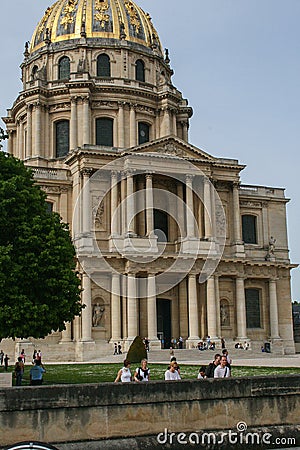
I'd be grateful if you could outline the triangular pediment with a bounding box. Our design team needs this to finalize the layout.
[124,136,216,161]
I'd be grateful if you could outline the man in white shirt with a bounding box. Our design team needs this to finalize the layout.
[214,356,231,378]
[165,361,181,380]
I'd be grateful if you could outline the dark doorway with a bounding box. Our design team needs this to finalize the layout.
[157,299,171,348]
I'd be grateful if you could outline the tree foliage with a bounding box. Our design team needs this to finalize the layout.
[0,152,83,339]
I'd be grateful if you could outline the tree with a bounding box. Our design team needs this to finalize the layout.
[0,152,83,339]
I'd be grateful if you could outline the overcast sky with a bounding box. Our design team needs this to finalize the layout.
[1,0,299,299]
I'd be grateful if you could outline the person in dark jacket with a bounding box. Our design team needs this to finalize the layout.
[205,353,221,378]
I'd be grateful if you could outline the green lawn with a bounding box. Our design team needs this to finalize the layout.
[5,363,300,386]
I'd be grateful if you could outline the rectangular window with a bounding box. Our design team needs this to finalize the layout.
[55,120,69,158]
[245,288,261,328]
[138,122,149,145]
[242,215,257,244]
[96,118,113,146]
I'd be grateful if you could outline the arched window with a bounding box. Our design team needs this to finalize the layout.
[242,214,257,244]
[58,56,70,80]
[55,120,69,158]
[138,122,150,145]
[245,288,261,328]
[154,209,169,242]
[96,118,113,146]
[135,59,145,82]
[31,65,39,80]
[97,53,111,77]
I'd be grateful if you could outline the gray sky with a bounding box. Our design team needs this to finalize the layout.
[1,0,299,299]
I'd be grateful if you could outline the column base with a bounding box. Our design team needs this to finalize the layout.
[75,340,95,362]
[186,338,200,349]
[232,243,245,257]
[148,338,161,350]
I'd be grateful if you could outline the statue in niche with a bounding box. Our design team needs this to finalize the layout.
[92,303,105,327]
[265,236,276,260]
[220,301,230,327]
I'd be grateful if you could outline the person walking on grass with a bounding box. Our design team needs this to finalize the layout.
[30,359,46,385]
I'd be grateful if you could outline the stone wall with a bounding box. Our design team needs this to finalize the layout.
[0,375,299,449]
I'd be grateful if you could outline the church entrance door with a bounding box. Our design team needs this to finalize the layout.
[157,299,171,349]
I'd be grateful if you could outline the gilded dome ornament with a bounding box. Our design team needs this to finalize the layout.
[29,0,163,56]
[124,1,140,34]
[94,0,110,28]
[61,0,78,30]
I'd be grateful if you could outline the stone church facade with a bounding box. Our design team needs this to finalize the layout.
[2,0,296,360]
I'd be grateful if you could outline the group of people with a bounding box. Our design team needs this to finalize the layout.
[113,342,123,355]
[0,350,10,371]
[114,349,232,383]
[199,350,232,379]
[0,348,46,386]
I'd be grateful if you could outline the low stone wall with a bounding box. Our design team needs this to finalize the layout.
[0,375,300,449]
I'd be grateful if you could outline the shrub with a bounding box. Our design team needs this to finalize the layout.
[127,336,147,363]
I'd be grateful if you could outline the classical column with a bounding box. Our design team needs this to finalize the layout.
[146,173,154,236]
[26,104,32,158]
[72,170,81,239]
[215,276,221,338]
[179,277,188,337]
[111,273,121,341]
[163,107,171,136]
[186,174,195,238]
[118,102,125,147]
[155,110,161,139]
[82,169,92,235]
[204,177,212,239]
[147,274,158,340]
[172,109,177,136]
[121,174,127,235]
[181,120,188,142]
[269,279,280,339]
[232,182,243,244]
[129,105,136,147]
[82,96,90,145]
[236,277,247,340]
[127,274,137,339]
[126,172,135,235]
[187,274,199,340]
[207,277,218,339]
[34,103,41,156]
[110,171,119,236]
[177,182,185,239]
[7,130,13,156]
[70,97,78,150]
[81,273,92,341]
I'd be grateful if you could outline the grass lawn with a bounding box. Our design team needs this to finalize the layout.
[4,363,300,386]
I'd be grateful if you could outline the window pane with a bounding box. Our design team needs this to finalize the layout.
[56,120,69,158]
[242,215,257,244]
[96,118,113,146]
[59,57,70,80]
[154,209,168,242]
[97,54,111,77]
[136,59,145,82]
[246,289,261,328]
[138,122,149,145]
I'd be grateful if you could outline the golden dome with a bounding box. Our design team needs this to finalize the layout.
[30,0,162,55]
